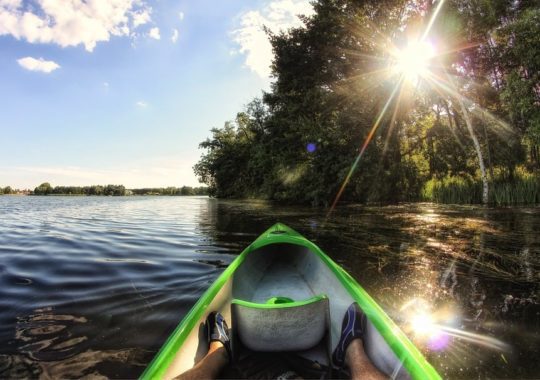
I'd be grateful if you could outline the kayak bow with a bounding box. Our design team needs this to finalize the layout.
[141,223,440,380]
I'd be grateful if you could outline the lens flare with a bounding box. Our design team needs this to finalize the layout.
[401,298,509,353]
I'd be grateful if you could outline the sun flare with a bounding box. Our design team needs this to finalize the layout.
[393,40,435,84]
[410,312,437,336]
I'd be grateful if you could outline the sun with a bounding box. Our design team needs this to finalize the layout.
[410,311,437,337]
[393,40,435,84]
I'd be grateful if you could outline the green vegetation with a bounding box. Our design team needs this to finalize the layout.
[0,183,208,196]
[422,168,540,205]
[194,0,540,206]
[31,183,208,196]
[0,186,14,195]
[33,183,127,196]
[130,186,208,196]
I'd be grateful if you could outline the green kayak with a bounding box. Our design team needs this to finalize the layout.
[141,223,440,379]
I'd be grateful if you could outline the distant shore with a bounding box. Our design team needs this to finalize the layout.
[0,183,208,197]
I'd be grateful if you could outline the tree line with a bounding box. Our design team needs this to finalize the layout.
[0,183,208,196]
[130,186,208,196]
[194,0,539,205]
[0,186,15,195]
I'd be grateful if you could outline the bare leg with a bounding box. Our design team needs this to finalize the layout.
[345,338,387,380]
[174,341,228,380]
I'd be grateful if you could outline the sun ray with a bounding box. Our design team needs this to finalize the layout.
[437,326,509,351]
[420,0,446,42]
[423,70,515,137]
[327,76,405,217]
[382,82,406,157]
[326,0,515,216]
[436,41,482,56]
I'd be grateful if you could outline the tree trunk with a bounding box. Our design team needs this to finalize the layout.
[482,122,495,181]
[459,105,489,204]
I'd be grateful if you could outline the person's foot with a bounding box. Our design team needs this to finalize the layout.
[332,303,366,368]
[206,312,232,363]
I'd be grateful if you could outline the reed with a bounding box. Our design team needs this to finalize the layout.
[421,170,540,205]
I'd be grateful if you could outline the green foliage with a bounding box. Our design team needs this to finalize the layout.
[131,186,208,196]
[422,175,482,204]
[32,184,208,196]
[0,186,23,195]
[422,169,540,205]
[195,0,540,205]
[34,183,53,195]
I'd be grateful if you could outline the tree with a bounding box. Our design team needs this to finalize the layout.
[194,0,539,205]
[34,183,52,195]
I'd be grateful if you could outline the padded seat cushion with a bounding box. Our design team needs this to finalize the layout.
[231,294,328,352]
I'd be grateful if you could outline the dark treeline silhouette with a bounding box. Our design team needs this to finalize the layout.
[31,182,208,196]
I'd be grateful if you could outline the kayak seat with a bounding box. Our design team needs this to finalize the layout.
[231,294,329,352]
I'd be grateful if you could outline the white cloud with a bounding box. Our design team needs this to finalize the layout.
[171,28,178,43]
[0,0,153,52]
[178,11,184,21]
[17,56,60,73]
[232,0,314,78]
[132,7,152,28]
[148,26,160,40]
[136,100,147,108]
[103,81,109,87]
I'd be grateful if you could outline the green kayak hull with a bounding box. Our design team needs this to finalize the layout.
[141,223,440,379]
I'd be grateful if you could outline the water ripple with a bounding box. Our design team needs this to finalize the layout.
[0,196,538,378]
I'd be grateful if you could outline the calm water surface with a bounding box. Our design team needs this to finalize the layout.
[0,196,538,379]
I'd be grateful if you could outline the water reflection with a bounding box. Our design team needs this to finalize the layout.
[5,307,147,378]
[15,308,88,361]
[0,197,538,378]
[195,200,540,377]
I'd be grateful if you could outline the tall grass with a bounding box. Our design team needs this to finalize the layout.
[421,169,540,205]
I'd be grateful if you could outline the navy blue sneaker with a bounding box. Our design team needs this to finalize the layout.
[206,312,232,362]
[332,303,366,368]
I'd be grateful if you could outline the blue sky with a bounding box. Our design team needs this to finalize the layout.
[0,0,312,189]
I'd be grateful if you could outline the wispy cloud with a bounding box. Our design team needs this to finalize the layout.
[17,56,60,73]
[232,0,314,78]
[0,0,153,51]
[136,100,148,108]
[178,11,184,21]
[171,29,179,43]
[148,27,160,40]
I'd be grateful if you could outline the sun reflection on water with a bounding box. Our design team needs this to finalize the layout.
[400,298,509,355]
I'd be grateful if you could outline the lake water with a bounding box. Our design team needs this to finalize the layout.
[0,196,538,378]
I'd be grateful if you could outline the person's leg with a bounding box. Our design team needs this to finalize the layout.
[345,338,387,380]
[174,341,228,380]
[175,312,231,380]
[333,303,388,379]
